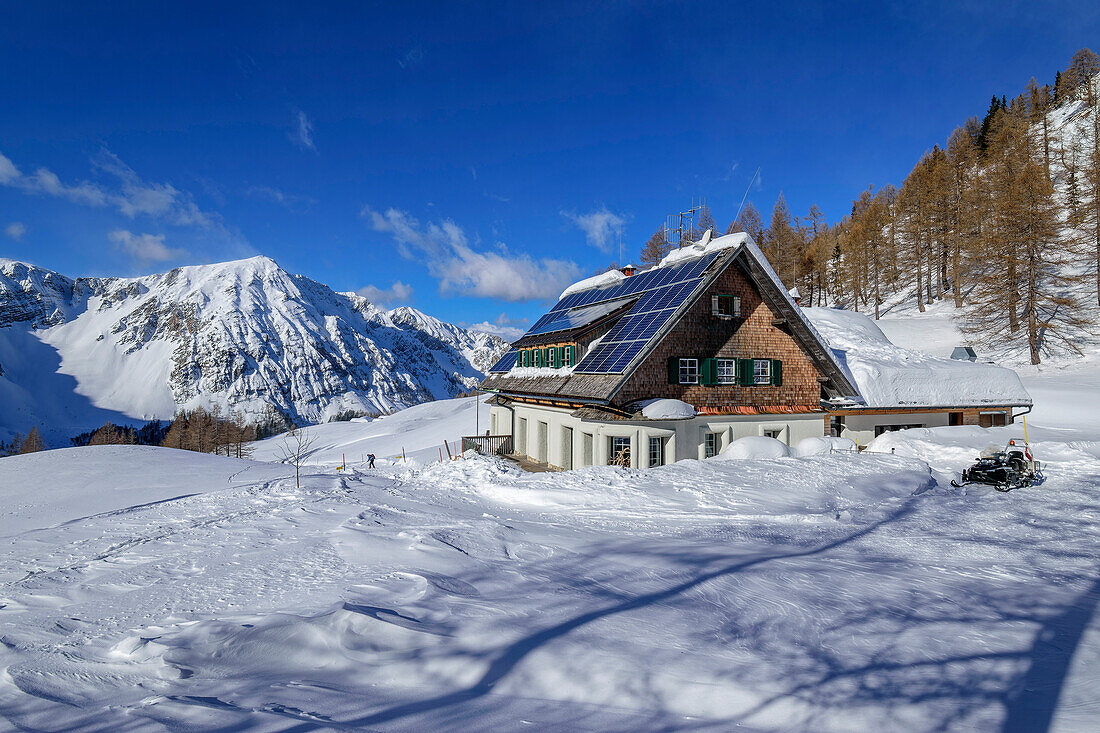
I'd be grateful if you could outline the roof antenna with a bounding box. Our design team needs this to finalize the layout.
[734,167,760,222]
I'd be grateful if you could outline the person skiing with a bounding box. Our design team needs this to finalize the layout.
[367,453,376,469]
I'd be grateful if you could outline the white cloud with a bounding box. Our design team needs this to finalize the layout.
[464,313,529,341]
[561,206,627,253]
[0,147,223,232]
[5,222,26,240]
[292,111,315,151]
[364,206,583,302]
[109,229,187,263]
[357,280,415,306]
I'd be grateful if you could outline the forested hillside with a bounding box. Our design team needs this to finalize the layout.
[641,49,1100,365]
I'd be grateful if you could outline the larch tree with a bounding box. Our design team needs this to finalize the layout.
[20,427,45,454]
[638,226,672,268]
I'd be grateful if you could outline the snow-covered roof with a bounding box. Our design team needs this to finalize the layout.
[802,307,1032,409]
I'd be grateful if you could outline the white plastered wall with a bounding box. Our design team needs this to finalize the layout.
[489,403,826,469]
[838,410,952,447]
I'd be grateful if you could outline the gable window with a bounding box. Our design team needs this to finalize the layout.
[753,359,771,385]
[678,358,699,385]
[712,295,741,318]
[715,358,737,385]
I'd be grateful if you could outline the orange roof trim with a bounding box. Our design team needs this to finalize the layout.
[696,404,822,416]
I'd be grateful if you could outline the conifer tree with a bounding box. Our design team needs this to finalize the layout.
[639,226,672,268]
[766,194,799,286]
[20,427,44,454]
[726,202,765,244]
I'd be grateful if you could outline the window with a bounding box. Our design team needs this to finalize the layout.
[704,432,720,458]
[763,428,783,440]
[716,358,737,385]
[753,359,771,385]
[648,436,664,467]
[679,358,699,385]
[712,295,741,317]
[548,347,557,368]
[609,436,631,466]
[829,415,845,437]
[979,412,1007,428]
[874,424,923,437]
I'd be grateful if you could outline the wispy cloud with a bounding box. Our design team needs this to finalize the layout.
[0,148,226,233]
[245,185,316,211]
[357,280,415,307]
[5,222,26,240]
[292,111,315,151]
[363,206,583,302]
[561,206,628,253]
[398,44,425,69]
[109,229,188,264]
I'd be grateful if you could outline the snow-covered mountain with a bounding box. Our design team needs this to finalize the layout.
[0,256,508,443]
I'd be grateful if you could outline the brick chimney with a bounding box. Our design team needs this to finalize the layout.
[622,264,636,277]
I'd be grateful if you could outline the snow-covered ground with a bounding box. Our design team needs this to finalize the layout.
[2,382,1100,731]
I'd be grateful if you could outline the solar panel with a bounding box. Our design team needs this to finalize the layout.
[571,252,721,374]
[491,251,724,376]
[523,297,634,339]
[488,349,518,373]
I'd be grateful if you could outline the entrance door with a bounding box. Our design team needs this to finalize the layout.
[561,427,574,470]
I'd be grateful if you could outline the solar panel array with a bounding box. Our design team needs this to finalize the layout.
[488,251,722,374]
[522,298,633,339]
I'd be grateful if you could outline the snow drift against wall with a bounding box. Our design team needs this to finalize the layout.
[803,306,1031,408]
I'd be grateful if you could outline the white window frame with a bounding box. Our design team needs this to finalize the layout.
[609,436,631,466]
[715,358,737,385]
[704,432,720,458]
[679,358,699,385]
[648,436,664,467]
[753,359,771,385]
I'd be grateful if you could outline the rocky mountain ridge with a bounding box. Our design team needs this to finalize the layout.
[0,256,508,443]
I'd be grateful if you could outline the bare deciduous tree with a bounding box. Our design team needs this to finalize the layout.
[278,427,318,489]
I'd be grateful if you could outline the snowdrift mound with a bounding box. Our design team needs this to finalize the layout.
[793,436,857,457]
[803,307,1031,409]
[715,436,791,460]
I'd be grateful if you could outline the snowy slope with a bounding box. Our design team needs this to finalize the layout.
[2,395,1100,730]
[0,257,508,444]
[251,394,489,466]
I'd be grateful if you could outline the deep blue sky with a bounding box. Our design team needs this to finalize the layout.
[2,1,1098,336]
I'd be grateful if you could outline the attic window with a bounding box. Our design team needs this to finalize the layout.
[712,295,741,318]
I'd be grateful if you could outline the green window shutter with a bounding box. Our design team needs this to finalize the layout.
[771,359,783,386]
[667,356,680,384]
[736,358,751,386]
[701,358,716,386]
[568,345,575,366]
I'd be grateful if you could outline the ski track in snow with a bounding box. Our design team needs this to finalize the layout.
[0,422,1099,731]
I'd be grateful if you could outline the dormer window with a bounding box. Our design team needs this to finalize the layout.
[712,295,741,318]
